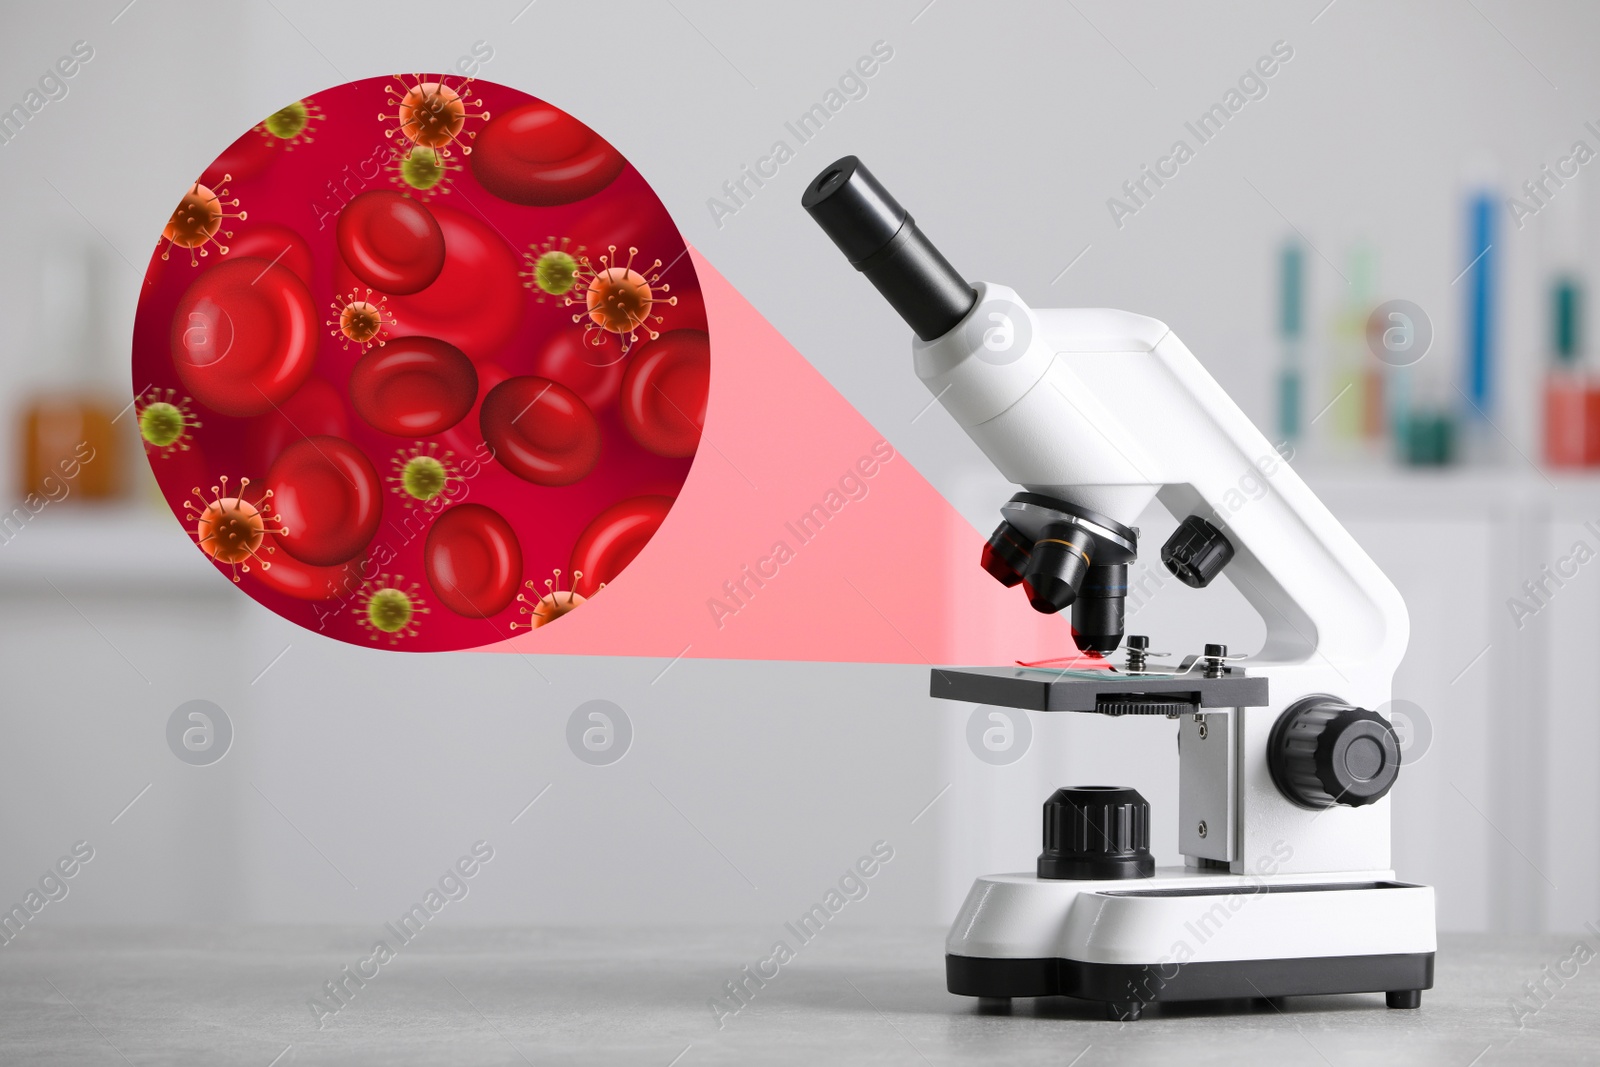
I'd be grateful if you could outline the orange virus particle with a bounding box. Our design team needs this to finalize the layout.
[257,98,323,150]
[380,74,489,158]
[512,569,599,629]
[135,387,200,458]
[184,475,286,582]
[521,236,584,303]
[387,442,459,507]
[354,573,429,643]
[388,143,460,200]
[568,245,678,354]
[161,176,246,266]
[328,288,396,352]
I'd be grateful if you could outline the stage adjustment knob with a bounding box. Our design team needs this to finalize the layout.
[1161,515,1234,588]
[1038,786,1155,880]
[1268,697,1401,809]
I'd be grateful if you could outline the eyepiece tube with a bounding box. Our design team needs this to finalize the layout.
[802,156,978,342]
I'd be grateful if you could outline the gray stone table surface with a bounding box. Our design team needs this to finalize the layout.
[1,926,1596,1065]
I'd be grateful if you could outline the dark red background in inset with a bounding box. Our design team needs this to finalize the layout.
[131,76,704,651]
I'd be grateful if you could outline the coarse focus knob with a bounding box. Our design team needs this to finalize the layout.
[1161,515,1235,588]
[1038,786,1155,880]
[1268,697,1401,809]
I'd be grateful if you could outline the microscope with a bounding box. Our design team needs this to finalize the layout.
[803,157,1435,1021]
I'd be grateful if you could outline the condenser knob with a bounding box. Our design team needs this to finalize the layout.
[1038,785,1155,880]
[1161,515,1234,588]
[1268,697,1401,809]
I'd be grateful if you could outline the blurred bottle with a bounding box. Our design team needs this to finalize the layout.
[1277,241,1304,444]
[1399,379,1457,467]
[1325,245,1379,452]
[17,246,124,502]
[1457,181,1500,464]
[1544,275,1586,467]
[1399,332,1457,468]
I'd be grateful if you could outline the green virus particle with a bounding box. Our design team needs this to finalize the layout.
[389,144,461,200]
[404,146,448,188]
[387,442,458,507]
[521,236,584,302]
[355,574,428,643]
[258,99,322,149]
[135,387,200,457]
[402,147,445,190]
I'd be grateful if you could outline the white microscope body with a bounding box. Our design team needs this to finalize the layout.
[804,157,1435,1020]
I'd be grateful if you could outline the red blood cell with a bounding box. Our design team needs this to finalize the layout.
[424,503,523,617]
[570,495,674,597]
[535,327,623,410]
[250,533,348,600]
[170,257,317,417]
[438,361,511,457]
[479,376,600,486]
[247,375,348,473]
[380,205,524,358]
[349,336,477,436]
[620,329,709,457]
[470,102,625,206]
[569,191,678,272]
[225,224,314,287]
[336,190,445,295]
[266,436,382,566]
[670,283,709,333]
[202,129,274,185]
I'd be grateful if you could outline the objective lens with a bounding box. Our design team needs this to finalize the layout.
[1071,563,1127,653]
[1022,523,1095,614]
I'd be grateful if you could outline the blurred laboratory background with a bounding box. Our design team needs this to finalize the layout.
[2,0,1598,942]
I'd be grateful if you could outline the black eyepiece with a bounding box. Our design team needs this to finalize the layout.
[802,156,978,342]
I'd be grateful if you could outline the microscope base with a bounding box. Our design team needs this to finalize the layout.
[946,868,1436,1020]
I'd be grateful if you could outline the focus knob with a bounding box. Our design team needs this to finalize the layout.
[1268,697,1401,809]
[1038,786,1155,880]
[1161,515,1234,588]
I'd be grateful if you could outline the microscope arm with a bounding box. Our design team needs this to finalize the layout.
[914,288,1409,682]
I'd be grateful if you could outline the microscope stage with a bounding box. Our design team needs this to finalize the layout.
[929,666,1268,714]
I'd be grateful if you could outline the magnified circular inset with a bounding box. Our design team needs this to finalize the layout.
[132,75,708,650]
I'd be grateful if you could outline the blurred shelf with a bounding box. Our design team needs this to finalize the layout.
[1300,462,1600,520]
[0,502,231,594]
